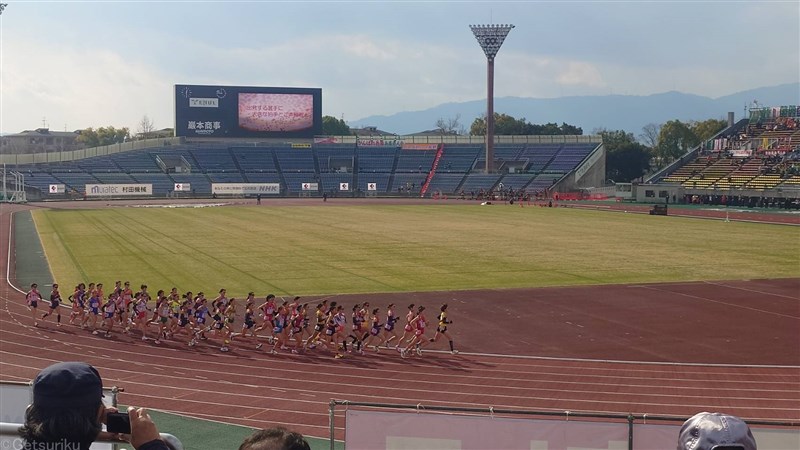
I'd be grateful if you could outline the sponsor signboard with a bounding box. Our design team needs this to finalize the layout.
[85,184,152,197]
[367,182,377,191]
[211,183,280,195]
[291,143,312,149]
[301,183,319,191]
[339,182,350,191]
[357,138,403,147]
[174,183,191,192]
[402,143,439,150]
[48,184,65,194]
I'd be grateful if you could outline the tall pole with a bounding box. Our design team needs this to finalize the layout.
[486,58,495,174]
[471,24,514,174]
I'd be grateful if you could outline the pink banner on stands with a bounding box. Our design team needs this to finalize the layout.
[345,410,639,450]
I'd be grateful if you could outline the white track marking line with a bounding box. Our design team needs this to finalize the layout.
[702,280,800,300]
[635,285,800,320]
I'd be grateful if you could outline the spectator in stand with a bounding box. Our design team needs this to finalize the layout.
[239,426,311,450]
[19,361,169,450]
[677,412,756,450]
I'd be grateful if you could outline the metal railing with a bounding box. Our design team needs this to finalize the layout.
[328,400,799,450]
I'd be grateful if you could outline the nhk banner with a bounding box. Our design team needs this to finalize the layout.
[212,183,280,195]
[86,184,152,196]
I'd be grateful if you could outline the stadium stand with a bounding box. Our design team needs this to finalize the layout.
[8,138,607,199]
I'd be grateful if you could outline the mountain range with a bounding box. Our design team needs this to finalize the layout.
[349,83,800,136]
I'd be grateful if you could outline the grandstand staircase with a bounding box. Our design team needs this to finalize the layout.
[539,145,564,173]
[229,149,247,181]
[272,149,288,191]
[419,144,444,197]
[387,150,401,192]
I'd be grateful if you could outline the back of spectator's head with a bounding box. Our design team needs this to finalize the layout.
[20,362,106,448]
[678,412,756,450]
[239,427,311,450]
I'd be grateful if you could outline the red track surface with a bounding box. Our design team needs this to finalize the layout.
[1,200,798,441]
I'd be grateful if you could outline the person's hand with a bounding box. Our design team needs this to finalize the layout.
[128,406,162,449]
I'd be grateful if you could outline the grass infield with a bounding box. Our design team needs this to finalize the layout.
[32,204,800,299]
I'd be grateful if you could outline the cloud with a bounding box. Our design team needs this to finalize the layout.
[556,62,605,88]
[2,40,174,133]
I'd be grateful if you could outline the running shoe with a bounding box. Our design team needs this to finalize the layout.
[334,353,344,359]
[416,348,423,356]
[451,350,459,355]
[220,346,229,352]
[154,339,161,345]
[92,330,99,335]
[256,343,263,349]
[291,349,299,354]
[400,349,407,359]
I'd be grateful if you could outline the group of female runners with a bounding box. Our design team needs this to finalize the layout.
[24,282,459,357]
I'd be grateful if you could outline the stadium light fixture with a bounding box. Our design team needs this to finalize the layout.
[0,4,7,15]
[470,24,514,174]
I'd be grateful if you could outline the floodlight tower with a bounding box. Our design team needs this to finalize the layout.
[470,24,513,174]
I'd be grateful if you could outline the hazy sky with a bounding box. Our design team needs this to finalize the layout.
[1,1,798,134]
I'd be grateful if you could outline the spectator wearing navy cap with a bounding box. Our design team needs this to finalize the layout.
[19,361,169,450]
[678,412,757,450]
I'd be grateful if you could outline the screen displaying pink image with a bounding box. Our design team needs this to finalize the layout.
[238,93,314,132]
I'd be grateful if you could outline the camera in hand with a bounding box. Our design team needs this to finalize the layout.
[106,412,131,434]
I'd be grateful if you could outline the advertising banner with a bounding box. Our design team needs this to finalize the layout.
[357,138,403,147]
[314,137,341,144]
[174,183,191,192]
[301,183,319,191]
[211,183,280,195]
[85,184,152,197]
[339,182,350,191]
[48,184,65,194]
[367,182,377,191]
[402,143,439,150]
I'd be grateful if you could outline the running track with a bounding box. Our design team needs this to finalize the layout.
[1,200,798,441]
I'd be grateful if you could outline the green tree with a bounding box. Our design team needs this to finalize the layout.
[606,142,651,182]
[76,126,130,147]
[656,120,698,167]
[470,113,582,136]
[322,115,351,135]
[596,129,651,182]
[690,118,727,142]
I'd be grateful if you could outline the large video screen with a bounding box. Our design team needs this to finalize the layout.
[174,85,322,138]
